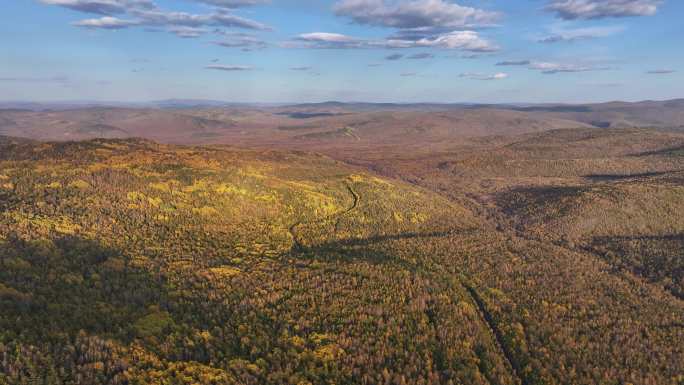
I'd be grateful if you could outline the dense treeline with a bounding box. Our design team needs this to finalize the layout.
[0,139,503,384]
[1,137,683,384]
[322,128,684,385]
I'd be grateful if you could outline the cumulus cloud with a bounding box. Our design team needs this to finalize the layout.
[546,0,662,20]
[40,0,157,15]
[289,32,364,49]
[40,0,128,15]
[333,0,501,30]
[408,30,498,51]
[646,69,676,74]
[459,72,508,80]
[296,1,503,54]
[130,8,271,30]
[298,32,358,43]
[385,53,404,60]
[42,0,273,35]
[538,25,625,43]
[205,64,254,71]
[407,52,434,59]
[41,0,267,15]
[288,30,497,52]
[496,60,531,66]
[73,16,140,29]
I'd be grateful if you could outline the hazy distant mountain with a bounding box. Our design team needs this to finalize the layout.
[0,99,281,111]
[1,99,683,145]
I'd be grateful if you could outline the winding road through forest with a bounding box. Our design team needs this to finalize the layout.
[289,182,360,252]
[287,178,526,384]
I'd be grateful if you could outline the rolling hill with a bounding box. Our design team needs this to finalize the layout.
[3,99,684,149]
[1,133,683,384]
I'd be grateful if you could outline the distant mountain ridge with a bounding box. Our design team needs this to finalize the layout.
[1,98,683,145]
[2,98,683,111]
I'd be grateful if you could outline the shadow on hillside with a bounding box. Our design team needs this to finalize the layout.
[592,234,684,243]
[582,171,676,182]
[495,185,587,215]
[586,233,684,300]
[632,145,684,157]
[291,231,456,266]
[0,234,171,341]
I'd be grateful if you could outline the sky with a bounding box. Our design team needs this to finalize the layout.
[1,0,683,103]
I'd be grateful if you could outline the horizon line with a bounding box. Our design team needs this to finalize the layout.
[1,97,683,107]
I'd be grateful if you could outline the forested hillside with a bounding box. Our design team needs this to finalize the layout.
[1,137,683,385]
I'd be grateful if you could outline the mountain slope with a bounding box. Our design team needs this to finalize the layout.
[1,137,683,384]
[0,138,514,385]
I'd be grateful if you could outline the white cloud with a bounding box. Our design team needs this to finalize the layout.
[298,32,358,43]
[42,0,273,36]
[130,8,271,30]
[460,72,508,80]
[168,26,207,38]
[41,0,127,15]
[538,25,625,43]
[41,0,156,15]
[289,32,364,49]
[546,0,662,20]
[529,61,610,74]
[495,59,612,74]
[212,32,268,50]
[412,30,498,51]
[72,16,139,29]
[288,30,497,52]
[333,0,500,29]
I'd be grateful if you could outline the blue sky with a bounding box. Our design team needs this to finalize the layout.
[1,0,682,103]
